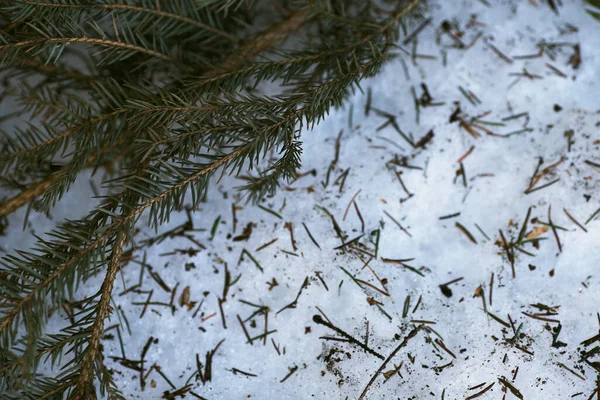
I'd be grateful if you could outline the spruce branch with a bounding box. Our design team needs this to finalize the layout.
[0,36,184,68]
[15,0,241,44]
[10,57,90,82]
[210,8,314,75]
[0,1,426,396]
[0,109,125,173]
[0,173,61,217]
[73,228,127,398]
[185,0,421,93]
[0,137,131,217]
[0,225,111,344]
[0,7,313,174]
[0,4,316,217]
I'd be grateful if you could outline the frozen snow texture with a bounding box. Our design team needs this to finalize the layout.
[2,0,600,399]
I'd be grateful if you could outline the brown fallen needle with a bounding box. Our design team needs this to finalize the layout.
[358,326,422,399]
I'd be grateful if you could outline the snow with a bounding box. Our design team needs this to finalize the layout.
[2,0,600,399]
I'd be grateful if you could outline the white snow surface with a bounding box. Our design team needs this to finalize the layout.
[2,0,600,399]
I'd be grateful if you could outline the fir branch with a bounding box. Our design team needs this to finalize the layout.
[0,330,90,378]
[0,5,315,216]
[73,228,127,397]
[11,57,90,82]
[0,136,130,217]
[0,36,184,67]
[15,0,240,44]
[0,1,427,396]
[0,136,248,355]
[186,0,420,93]
[206,7,314,76]
[0,226,111,345]
[0,171,60,216]
[0,109,125,172]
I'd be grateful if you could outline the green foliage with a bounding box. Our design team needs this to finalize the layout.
[0,0,425,397]
[586,0,600,21]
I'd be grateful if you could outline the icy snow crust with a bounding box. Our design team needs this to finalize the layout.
[3,0,600,399]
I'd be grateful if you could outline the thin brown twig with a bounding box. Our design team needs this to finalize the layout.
[15,58,90,81]
[358,326,422,399]
[74,228,127,396]
[563,208,587,233]
[343,189,361,220]
[206,9,314,77]
[0,142,127,217]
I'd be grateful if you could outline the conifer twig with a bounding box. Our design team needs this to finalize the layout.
[19,1,240,43]
[0,142,127,217]
[74,228,128,396]
[0,37,184,68]
[0,172,61,217]
[207,8,314,76]
[0,1,427,395]
[0,8,314,217]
